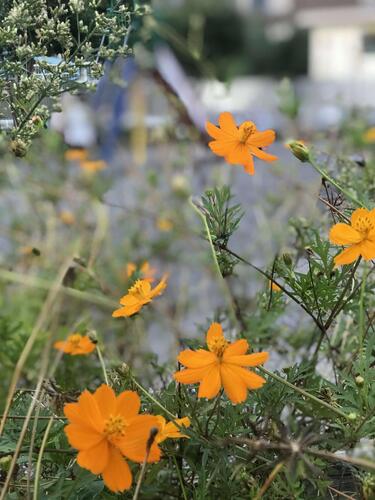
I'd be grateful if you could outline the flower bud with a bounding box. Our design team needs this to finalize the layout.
[9,138,28,157]
[355,375,365,387]
[282,253,293,267]
[286,140,310,163]
[348,412,358,421]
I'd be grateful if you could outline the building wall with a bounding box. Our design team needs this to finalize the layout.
[309,26,375,79]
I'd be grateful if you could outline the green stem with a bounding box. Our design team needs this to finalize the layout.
[33,417,54,500]
[172,455,188,500]
[131,378,176,420]
[358,262,368,374]
[190,198,245,329]
[96,346,109,385]
[0,268,117,309]
[259,367,351,421]
[308,154,366,209]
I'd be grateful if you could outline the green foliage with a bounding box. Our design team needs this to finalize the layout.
[201,186,243,276]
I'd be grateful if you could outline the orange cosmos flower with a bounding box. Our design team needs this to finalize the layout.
[112,276,167,318]
[54,333,96,355]
[64,148,88,161]
[206,112,277,175]
[79,159,107,173]
[329,208,375,266]
[269,280,281,292]
[155,416,190,444]
[127,261,155,282]
[174,323,268,404]
[64,385,161,493]
[59,210,75,225]
[363,127,375,143]
[157,217,173,232]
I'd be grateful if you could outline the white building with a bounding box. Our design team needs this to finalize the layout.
[296,0,375,80]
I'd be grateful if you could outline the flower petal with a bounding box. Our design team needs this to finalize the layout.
[360,240,375,260]
[119,415,161,463]
[250,147,278,162]
[116,391,141,419]
[226,352,269,367]
[64,424,104,450]
[334,245,361,266]
[223,339,249,359]
[150,276,167,298]
[329,223,362,245]
[77,439,109,474]
[248,129,275,147]
[351,208,370,226]
[64,402,88,426]
[102,447,132,492]
[206,322,224,346]
[198,365,221,399]
[93,385,116,421]
[206,121,226,140]
[225,143,250,166]
[220,364,247,404]
[208,139,236,157]
[73,391,103,432]
[243,155,255,175]
[119,295,139,306]
[218,112,239,137]
[112,304,142,317]
[174,365,211,384]
[230,365,267,389]
[177,349,216,368]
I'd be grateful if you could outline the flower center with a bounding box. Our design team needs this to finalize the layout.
[207,336,229,357]
[353,216,374,236]
[128,279,148,299]
[239,122,256,144]
[69,334,82,346]
[103,415,127,443]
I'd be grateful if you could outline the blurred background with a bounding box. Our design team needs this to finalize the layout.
[2,0,375,390]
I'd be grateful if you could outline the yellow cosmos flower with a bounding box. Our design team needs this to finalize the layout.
[155,416,190,444]
[79,160,107,173]
[329,208,375,265]
[206,112,277,175]
[64,385,161,492]
[112,276,168,318]
[174,323,268,404]
[54,333,96,355]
